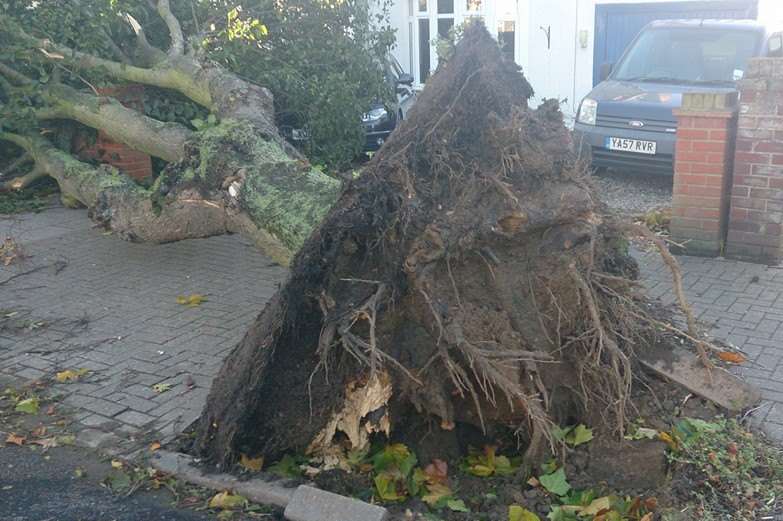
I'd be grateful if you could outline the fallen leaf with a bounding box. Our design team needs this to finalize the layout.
[208,491,247,510]
[446,498,469,512]
[567,424,593,446]
[422,482,453,506]
[658,431,678,451]
[527,476,540,487]
[239,453,264,472]
[640,514,653,521]
[45,405,56,416]
[149,441,162,452]
[152,383,172,394]
[74,468,85,478]
[509,505,541,521]
[538,468,571,496]
[177,294,207,307]
[56,434,75,446]
[30,437,58,451]
[31,425,47,437]
[5,433,25,446]
[111,460,124,469]
[580,496,612,516]
[423,459,448,484]
[55,368,89,383]
[644,497,658,511]
[718,351,746,364]
[15,397,39,414]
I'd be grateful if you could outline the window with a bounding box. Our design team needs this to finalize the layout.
[498,21,515,62]
[437,0,453,14]
[418,19,431,81]
[438,18,454,39]
[418,0,427,13]
[466,0,481,11]
[613,27,760,84]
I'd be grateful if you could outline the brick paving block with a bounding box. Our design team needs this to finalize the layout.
[115,409,155,427]
[80,397,128,417]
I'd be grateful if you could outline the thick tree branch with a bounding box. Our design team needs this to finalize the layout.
[1,16,212,107]
[38,84,192,162]
[0,62,32,85]
[157,0,185,56]
[1,164,46,191]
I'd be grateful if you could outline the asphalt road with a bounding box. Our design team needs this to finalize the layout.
[0,444,213,521]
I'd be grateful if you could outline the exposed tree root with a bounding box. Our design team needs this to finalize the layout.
[192,24,715,469]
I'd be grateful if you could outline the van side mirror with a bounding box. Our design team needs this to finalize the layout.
[396,73,414,86]
[599,62,614,82]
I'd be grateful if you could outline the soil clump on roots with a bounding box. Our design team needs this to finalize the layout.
[192,22,731,482]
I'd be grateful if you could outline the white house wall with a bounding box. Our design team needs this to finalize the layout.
[386,0,762,122]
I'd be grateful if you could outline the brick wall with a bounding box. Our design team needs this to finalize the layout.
[726,58,783,263]
[670,92,738,256]
[73,85,153,182]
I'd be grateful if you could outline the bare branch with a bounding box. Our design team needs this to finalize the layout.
[157,0,185,56]
[124,13,167,66]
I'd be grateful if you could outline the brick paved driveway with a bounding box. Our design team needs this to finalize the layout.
[0,206,285,454]
[637,249,783,441]
[1,206,781,453]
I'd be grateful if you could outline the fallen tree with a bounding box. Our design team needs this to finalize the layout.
[2,2,732,471]
[191,25,718,469]
[0,0,371,264]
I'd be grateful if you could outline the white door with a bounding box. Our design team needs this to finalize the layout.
[525,0,579,118]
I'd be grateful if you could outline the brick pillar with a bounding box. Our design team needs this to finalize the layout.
[72,84,153,182]
[726,58,783,263]
[671,92,738,256]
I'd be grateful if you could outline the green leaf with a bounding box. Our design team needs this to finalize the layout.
[551,425,574,442]
[446,498,469,512]
[509,505,541,521]
[539,468,571,496]
[268,454,303,478]
[547,506,579,521]
[15,396,39,414]
[374,471,406,502]
[566,425,593,447]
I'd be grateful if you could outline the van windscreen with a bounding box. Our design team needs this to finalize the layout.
[613,27,759,84]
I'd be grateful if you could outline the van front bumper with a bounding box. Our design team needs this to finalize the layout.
[574,122,676,175]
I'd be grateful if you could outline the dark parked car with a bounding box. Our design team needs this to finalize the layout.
[574,19,783,175]
[362,55,416,152]
[280,55,416,154]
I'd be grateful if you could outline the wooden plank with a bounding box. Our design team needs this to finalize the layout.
[638,342,761,412]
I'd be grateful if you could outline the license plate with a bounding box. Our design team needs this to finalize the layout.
[291,128,310,141]
[605,137,657,155]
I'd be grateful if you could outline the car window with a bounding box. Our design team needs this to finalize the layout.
[613,27,760,83]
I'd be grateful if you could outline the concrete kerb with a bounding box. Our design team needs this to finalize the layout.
[150,450,390,521]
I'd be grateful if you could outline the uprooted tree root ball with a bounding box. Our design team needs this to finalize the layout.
[194,23,710,468]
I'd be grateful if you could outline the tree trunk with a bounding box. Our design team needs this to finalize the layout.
[193,25,646,469]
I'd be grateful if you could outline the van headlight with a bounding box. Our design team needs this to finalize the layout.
[578,98,598,126]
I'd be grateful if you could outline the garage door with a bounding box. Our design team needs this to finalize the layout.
[593,0,758,86]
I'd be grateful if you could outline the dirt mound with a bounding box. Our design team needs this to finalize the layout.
[195,22,687,468]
